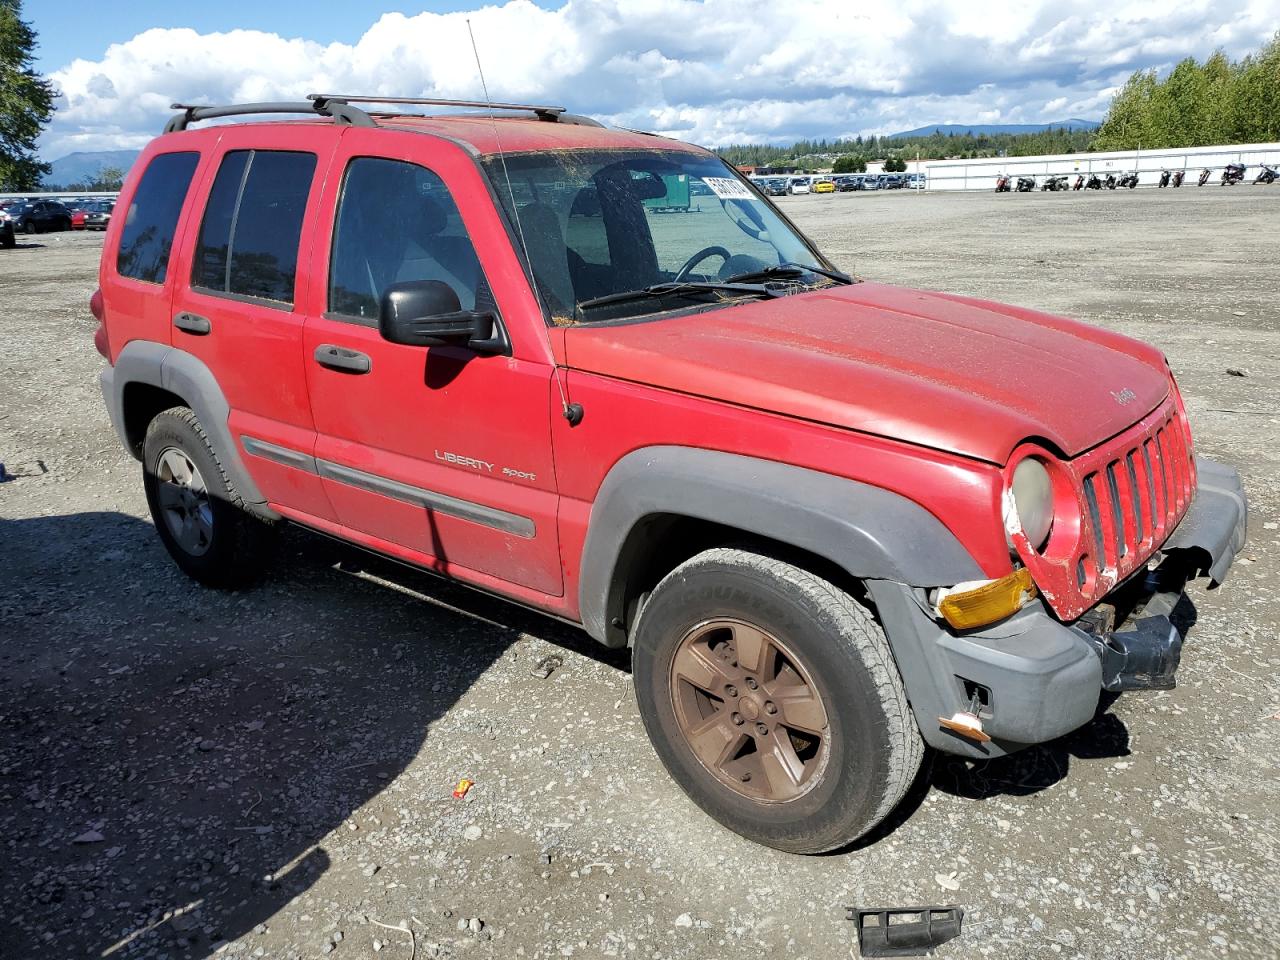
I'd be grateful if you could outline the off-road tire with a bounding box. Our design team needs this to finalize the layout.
[142,406,276,588]
[632,548,923,854]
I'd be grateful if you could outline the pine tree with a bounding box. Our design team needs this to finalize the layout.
[0,0,55,191]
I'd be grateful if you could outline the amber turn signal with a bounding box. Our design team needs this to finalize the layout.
[936,568,1037,631]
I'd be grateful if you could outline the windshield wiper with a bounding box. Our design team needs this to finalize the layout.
[576,280,783,313]
[722,262,855,285]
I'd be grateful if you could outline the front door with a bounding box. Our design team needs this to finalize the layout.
[302,132,562,598]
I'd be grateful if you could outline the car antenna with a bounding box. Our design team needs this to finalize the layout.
[466,19,583,427]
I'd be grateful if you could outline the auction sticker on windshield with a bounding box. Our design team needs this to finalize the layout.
[702,177,754,200]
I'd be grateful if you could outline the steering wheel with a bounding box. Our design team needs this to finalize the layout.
[674,246,732,282]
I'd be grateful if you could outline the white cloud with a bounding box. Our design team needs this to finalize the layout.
[42,0,1280,158]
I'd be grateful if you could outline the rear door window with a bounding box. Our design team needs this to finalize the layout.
[192,149,317,306]
[116,152,200,284]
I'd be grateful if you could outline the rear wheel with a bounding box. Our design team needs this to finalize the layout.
[142,407,276,588]
[632,548,923,853]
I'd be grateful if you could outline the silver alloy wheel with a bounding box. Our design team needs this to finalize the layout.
[154,447,214,557]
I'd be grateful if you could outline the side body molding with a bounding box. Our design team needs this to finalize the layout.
[100,341,277,519]
[577,446,985,645]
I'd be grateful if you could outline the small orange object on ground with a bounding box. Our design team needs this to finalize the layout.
[452,778,475,799]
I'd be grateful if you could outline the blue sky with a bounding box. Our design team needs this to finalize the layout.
[29,0,1280,160]
[29,1,563,71]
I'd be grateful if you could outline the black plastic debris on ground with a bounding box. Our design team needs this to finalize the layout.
[848,905,964,957]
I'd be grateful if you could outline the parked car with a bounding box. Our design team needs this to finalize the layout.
[84,200,116,230]
[788,177,811,195]
[812,179,836,194]
[835,175,862,192]
[95,94,1247,855]
[880,174,906,189]
[905,173,926,189]
[0,207,15,248]
[861,175,882,191]
[7,199,72,234]
[761,178,789,197]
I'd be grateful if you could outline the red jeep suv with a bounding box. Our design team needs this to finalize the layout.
[94,95,1247,853]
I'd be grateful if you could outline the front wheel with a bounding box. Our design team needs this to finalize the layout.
[142,407,276,588]
[632,548,923,854]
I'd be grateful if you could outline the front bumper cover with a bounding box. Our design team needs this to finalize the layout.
[873,455,1247,760]
[1163,456,1248,584]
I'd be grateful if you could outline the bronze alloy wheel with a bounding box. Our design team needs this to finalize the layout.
[669,617,831,803]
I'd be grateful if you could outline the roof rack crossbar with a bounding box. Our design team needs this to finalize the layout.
[308,93,568,122]
[163,99,376,134]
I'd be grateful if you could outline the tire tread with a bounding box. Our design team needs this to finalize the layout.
[644,547,924,851]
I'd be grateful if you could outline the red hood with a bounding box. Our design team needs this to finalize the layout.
[562,282,1170,464]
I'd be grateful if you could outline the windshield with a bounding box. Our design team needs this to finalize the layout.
[481,149,833,324]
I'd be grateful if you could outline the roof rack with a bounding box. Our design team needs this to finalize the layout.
[164,98,375,133]
[308,93,571,121]
[163,94,601,134]
[309,94,602,127]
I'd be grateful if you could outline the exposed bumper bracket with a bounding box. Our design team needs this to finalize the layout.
[1091,611,1184,691]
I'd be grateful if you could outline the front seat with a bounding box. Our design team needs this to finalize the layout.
[514,202,576,320]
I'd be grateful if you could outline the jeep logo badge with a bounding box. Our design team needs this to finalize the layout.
[1111,387,1137,405]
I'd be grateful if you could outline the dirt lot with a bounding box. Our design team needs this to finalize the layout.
[2,188,1278,960]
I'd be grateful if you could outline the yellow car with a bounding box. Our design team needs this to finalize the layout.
[812,179,836,194]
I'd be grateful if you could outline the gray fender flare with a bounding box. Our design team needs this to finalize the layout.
[100,340,277,519]
[578,446,984,645]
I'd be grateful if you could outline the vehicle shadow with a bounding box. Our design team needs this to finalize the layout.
[0,512,623,958]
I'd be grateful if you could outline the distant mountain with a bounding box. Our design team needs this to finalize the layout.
[43,150,141,187]
[887,119,1101,139]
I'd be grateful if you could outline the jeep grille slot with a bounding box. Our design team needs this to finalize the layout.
[1125,451,1145,545]
[1082,473,1105,565]
[1104,461,1128,559]
[1142,439,1163,536]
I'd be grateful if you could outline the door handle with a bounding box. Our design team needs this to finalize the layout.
[314,344,372,374]
[173,312,211,335]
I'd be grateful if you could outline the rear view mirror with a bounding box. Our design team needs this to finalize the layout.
[629,171,669,201]
[379,280,498,350]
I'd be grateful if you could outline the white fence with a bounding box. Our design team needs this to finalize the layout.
[922,142,1280,191]
[0,190,119,202]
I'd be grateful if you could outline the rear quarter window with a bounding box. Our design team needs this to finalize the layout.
[116,152,200,284]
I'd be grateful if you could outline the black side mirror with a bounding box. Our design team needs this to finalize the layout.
[378,280,501,351]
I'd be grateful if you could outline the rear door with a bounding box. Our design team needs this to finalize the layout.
[301,130,562,597]
[102,148,203,356]
[166,128,339,521]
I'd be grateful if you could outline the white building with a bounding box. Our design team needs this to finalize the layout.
[921,141,1280,191]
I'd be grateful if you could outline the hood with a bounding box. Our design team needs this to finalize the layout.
[562,282,1170,464]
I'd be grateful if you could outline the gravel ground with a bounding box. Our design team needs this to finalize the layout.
[2,188,1278,960]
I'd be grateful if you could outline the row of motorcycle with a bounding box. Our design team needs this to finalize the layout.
[995,163,1278,192]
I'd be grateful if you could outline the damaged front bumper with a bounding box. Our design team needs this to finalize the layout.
[873,455,1247,760]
